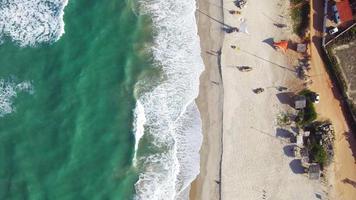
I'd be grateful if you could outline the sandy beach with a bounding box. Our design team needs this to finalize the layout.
[192,0,329,199]
[190,0,224,198]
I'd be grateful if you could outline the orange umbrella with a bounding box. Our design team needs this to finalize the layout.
[273,40,288,52]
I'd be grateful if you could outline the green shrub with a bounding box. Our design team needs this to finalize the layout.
[298,89,313,99]
[297,89,318,125]
[304,100,317,124]
[290,1,310,37]
[310,142,327,167]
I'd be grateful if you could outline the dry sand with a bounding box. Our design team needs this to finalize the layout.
[220,0,325,199]
[191,0,328,199]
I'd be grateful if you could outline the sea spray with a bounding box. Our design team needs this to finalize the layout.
[132,0,204,199]
[0,0,68,46]
[0,78,33,117]
[133,100,147,166]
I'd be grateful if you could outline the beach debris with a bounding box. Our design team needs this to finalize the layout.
[273,23,287,28]
[229,10,241,15]
[236,66,252,72]
[223,27,239,33]
[231,45,237,49]
[239,19,249,34]
[211,81,220,85]
[253,88,264,94]
[276,86,288,91]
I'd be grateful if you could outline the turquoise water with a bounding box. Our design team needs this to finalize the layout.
[0,0,153,199]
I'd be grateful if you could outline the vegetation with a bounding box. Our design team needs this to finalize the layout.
[296,90,317,126]
[290,0,310,37]
[309,142,327,168]
[304,121,335,168]
[299,89,315,100]
[277,112,292,127]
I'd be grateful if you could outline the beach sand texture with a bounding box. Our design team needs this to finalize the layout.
[190,0,224,198]
[192,0,328,199]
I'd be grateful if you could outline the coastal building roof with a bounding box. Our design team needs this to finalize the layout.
[308,163,321,180]
[336,0,353,24]
[294,95,307,109]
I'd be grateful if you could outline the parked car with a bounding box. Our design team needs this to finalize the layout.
[311,93,320,104]
[329,27,339,35]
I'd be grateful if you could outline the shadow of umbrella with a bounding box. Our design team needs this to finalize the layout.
[289,159,305,174]
[262,38,275,49]
[276,128,292,138]
[283,144,296,157]
[276,92,295,107]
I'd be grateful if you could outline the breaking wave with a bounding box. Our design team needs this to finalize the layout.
[133,100,146,167]
[0,0,68,46]
[0,78,33,117]
[132,0,204,199]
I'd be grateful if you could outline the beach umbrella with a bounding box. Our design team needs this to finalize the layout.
[273,40,288,52]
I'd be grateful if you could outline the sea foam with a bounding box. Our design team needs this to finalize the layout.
[133,0,204,199]
[0,78,33,117]
[0,0,68,46]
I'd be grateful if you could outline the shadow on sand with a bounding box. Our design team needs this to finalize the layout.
[342,178,356,188]
[276,92,295,107]
[262,38,275,49]
[344,132,356,164]
[289,159,305,174]
[276,128,293,138]
[283,144,296,157]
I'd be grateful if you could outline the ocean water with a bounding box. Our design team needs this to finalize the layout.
[0,0,204,199]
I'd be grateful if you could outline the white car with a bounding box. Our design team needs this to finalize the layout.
[314,94,320,104]
[329,27,338,35]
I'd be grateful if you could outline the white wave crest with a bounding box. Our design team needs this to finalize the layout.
[133,0,204,199]
[133,100,147,167]
[0,78,33,117]
[0,0,68,46]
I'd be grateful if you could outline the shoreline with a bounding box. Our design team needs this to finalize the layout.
[190,0,224,198]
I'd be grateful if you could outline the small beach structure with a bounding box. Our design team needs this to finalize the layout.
[308,163,321,180]
[297,43,307,53]
[236,66,252,72]
[294,95,307,109]
[296,134,304,146]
